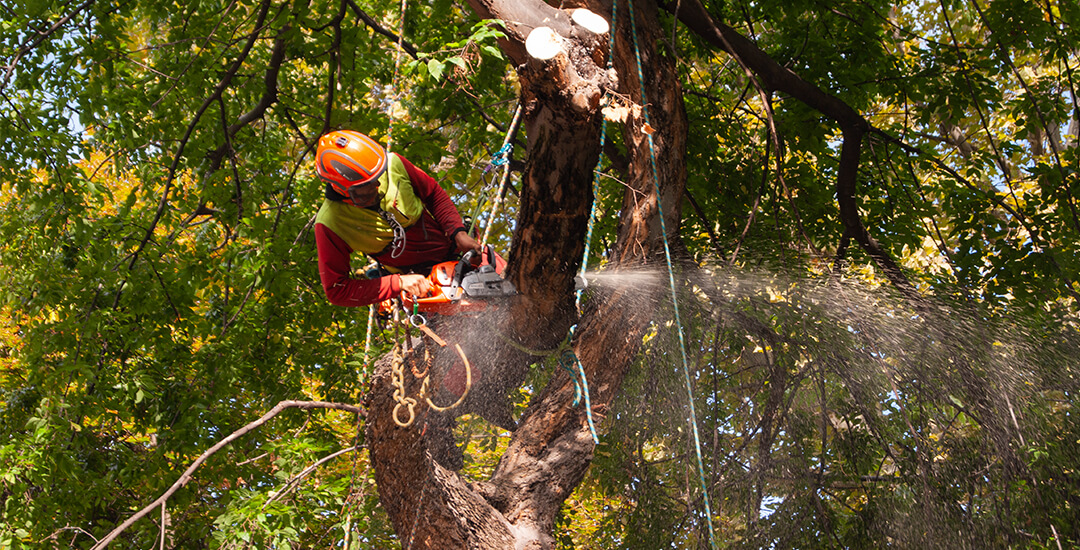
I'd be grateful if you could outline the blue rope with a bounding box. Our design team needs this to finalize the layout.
[561,332,599,444]
[625,1,718,547]
[561,0,620,448]
[576,0,618,310]
[560,354,583,406]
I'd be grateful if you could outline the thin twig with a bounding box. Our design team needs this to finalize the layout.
[263,446,360,507]
[126,0,274,271]
[1,0,96,91]
[90,400,364,550]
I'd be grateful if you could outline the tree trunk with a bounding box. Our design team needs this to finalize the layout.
[365,1,687,547]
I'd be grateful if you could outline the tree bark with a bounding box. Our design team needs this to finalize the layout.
[364,0,689,548]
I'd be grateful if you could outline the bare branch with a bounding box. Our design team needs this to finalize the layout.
[91,400,364,550]
[264,446,360,507]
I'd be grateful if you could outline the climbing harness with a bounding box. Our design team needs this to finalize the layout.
[364,103,522,362]
[625,0,718,546]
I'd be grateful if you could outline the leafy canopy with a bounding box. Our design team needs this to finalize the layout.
[1,0,1079,548]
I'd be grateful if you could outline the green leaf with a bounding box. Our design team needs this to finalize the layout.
[427,59,446,81]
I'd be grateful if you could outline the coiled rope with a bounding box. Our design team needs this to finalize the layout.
[389,318,473,428]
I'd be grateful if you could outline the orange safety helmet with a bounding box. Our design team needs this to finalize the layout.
[315,130,387,198]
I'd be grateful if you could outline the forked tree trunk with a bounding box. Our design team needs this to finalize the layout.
[365,1,687,547]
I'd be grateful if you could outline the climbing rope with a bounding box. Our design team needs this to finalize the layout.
[464,104,523,239]
[404,481,428,550]
[556,0,623,447]
[385,0,408,154]
[362,306,376,364]
[362,0,410,366]
[478,103,525,250]
[483,318,599,444]
[626,0,718,547]
[558,344,599,444]
[577,0,618,311]
[420,343,472,412]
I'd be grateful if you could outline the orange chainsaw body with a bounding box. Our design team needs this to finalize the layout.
[377,248,510,318]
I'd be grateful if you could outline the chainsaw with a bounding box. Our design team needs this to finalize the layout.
[378,245,516,324]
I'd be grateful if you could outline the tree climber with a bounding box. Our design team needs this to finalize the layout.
[313,130,482,308]
[314,130,512,432]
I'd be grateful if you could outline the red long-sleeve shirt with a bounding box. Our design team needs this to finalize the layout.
[316,154,465,307]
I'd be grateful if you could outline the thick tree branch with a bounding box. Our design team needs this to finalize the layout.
[365,1,616,548]
[465,0,576,66]
[672,0,866,128]
[835,126,917,298]
[205,25,290,172]
[672,0,923,295]
[345,0,419,58]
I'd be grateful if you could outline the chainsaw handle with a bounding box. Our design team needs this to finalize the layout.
[459,244,495,268]
[452,255,472,290]
[399,287,438,305]
[454,244,491,289]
